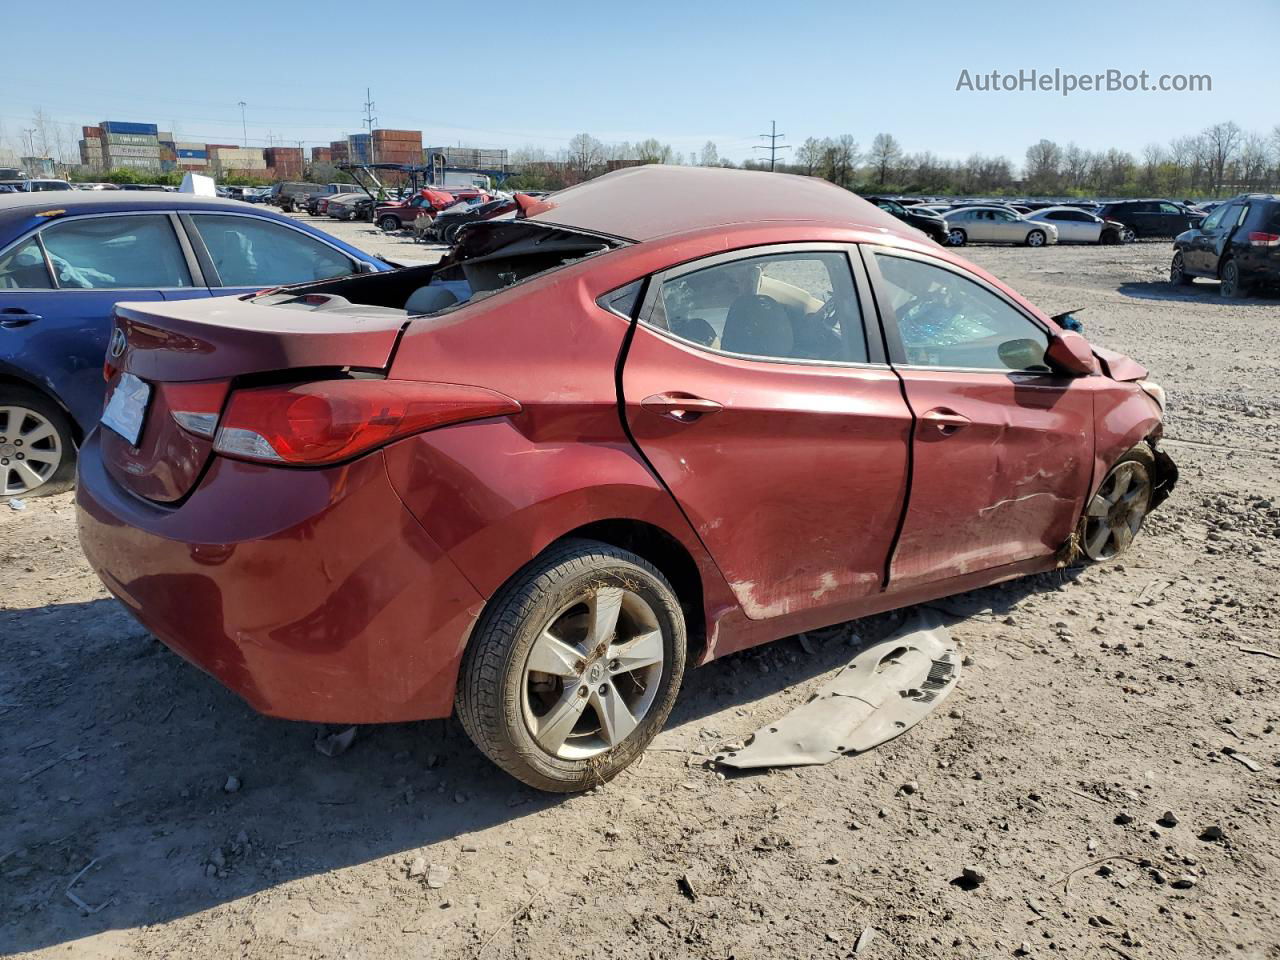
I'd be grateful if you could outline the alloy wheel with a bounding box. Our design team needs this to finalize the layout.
[1082,460,1152,560]
[1027,230,1045,247]
[1121,226,1137,243]
[0,405,63,497]
[1170,253,1186,284]
[520,584,665,760]
[947,228,966,246]
[1221,260,1242,297]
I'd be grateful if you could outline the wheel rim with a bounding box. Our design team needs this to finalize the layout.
[1082,461,1152,560]
[1222,263,1237,295]
[520,584,665,760]
[1122,227,1136,243]
[948,229,965,245]
[1028,231,1044,247]
[1171,255,1184,282]
[0,405,63,496]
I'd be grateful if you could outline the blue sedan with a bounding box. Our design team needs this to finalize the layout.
[0,191,392,499]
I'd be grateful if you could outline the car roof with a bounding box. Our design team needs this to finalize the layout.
[523,165,908,243]
[0,191,260,220]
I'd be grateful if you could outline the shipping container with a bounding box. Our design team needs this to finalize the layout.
[176,149,208,159]
[101,120,159,136]
[82,125,102,139]
[175,141,205,151]
[106,146,163,160]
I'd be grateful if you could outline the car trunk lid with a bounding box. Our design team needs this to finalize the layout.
[101,296,407,502]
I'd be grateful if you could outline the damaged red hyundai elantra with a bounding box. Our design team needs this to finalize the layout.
[77,166,1176,791]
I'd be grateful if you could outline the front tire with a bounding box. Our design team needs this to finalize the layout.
[0,386,77,501]
[1170,251,1193,285]
[1078,445,1156,561]
[456,539,687,792]
[1026,229,1047,247]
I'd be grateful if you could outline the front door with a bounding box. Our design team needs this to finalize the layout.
[863,247,1094,590]
[621,245,913,622]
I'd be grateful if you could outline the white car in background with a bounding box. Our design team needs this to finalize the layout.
[1026,205,1122,244]
[944,206,1059,247]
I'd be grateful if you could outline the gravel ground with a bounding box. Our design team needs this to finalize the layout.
[2,233,1278,960]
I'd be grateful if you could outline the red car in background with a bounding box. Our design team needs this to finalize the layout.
[374,188,492,232]
[77,166,1176,792]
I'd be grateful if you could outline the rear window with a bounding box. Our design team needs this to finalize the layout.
[41,215,192,289]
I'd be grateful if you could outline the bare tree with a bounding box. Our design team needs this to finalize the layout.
[633,139,673,164]
[1202,121,1242,192]
[567,133,605,179]
[868,133,902,187]
[698,141,721,167]
[796,137,823,176]
[1140,144,1167,193]
[1024,139,1063,193]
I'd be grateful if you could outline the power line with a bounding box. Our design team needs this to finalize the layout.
[752,120,791,171]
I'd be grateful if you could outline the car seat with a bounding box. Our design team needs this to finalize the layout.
[721,294,794,358]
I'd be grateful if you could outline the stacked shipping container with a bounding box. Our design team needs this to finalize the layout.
[208,146,267,175]
[100,121,162,172]
[426,146,509,171]
[311,146,333,165]
[372,128,424,166]
[263,147,304,180]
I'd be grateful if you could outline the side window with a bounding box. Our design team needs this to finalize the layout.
[1232,204,1250,227]
[1200,205,1228,230]
[1045,211,1067,220]
[191,215,356,286]
[40,215,191,289]
[874,254,1051,372]
[0,238,53,289]
[649,251,867,364]
[1158,202,1182,215]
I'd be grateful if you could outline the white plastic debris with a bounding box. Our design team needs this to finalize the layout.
[716,610,959,769]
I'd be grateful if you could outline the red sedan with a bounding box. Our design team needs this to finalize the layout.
[77,166,1176,792]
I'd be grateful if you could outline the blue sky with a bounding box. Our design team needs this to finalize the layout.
[8,0,1278,165]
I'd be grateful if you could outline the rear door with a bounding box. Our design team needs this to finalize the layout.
[863,247,1094,590]
[620,244,913,622]
[180,212,365,297]
[0,212,208,431]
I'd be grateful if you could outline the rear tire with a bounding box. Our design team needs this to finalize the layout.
[456,539,687,793]
[1220,258,1247,298]
[0,386,77,501]
[946,228,967,246]
[377,215,401,232]
[1120,225,1138,244]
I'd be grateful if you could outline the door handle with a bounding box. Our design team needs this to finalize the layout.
[0,310,41,328]
[921,407,971,435]
[641,392,723,423]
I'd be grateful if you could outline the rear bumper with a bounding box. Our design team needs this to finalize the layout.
[76,429,484,723]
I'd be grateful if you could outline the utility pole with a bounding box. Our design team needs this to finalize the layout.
[238,101,247,147]
[752,120,791,172]
[362,87,377,162]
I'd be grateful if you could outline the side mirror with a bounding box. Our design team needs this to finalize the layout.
[1045,330,1099,377]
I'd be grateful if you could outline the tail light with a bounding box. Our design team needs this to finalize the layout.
[1247,231,1280,247]
[212,380,520,465]
[167,381,232,438]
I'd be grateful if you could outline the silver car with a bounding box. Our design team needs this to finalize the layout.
[1026,206,1119,244]
[944,206,1059,247]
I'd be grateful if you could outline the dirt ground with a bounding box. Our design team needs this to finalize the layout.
[2,230,1278,960]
